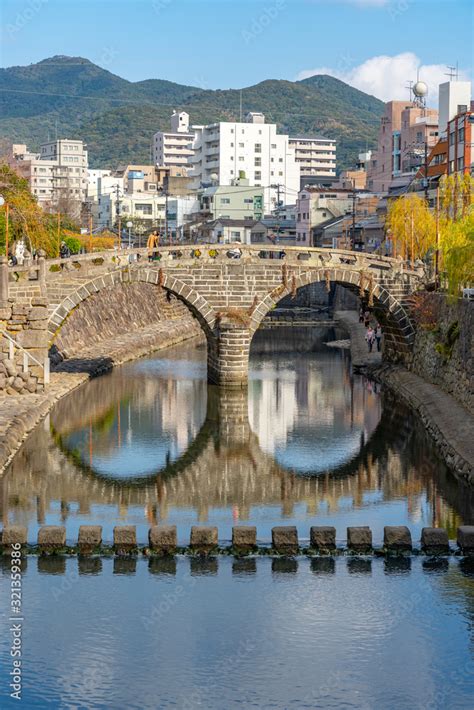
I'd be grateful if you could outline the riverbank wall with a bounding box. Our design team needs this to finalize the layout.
[405,294,473,415]
[335,307,474,484]
[0,311,204,474]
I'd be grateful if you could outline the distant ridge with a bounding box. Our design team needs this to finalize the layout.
[0,55,384,170]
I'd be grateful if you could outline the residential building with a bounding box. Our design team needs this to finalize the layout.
[295,187,356,246]
[96,191,166,230]
[189,112,300,212]
[197,178,264,221]
[336,151,372,190]
[166,195,200,241]
[198,218,256,244]
[438,81,472,137]
[152,111,194,175]
[251,218,297,245]
[8,139,88,220]
[447,107,474,176]
[288,135,336,184]
[366,99,439,194]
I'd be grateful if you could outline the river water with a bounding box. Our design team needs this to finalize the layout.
[1,325,474,709]
[1,325,472,544]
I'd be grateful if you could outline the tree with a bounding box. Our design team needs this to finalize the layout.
[385,193,436,262]
[440,211,474,297]
[0,163,80,257]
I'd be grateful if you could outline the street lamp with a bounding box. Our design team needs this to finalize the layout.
[126,221,133,249]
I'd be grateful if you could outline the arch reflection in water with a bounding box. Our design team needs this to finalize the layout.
[1,328,472,543]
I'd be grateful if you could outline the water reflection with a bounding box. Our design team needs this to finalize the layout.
[1,327,473,543]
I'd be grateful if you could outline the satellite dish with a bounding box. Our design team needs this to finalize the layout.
[413,81,428,98]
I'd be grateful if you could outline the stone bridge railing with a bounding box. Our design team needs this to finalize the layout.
[5,244,424,285]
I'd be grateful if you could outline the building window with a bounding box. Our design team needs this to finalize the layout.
[449,160,455,172]
[271,144,277,149]
[254,143,262,153]
[254,157,261,166]
[239,156,244,162]
[457,157,464,171]
[220,198,230,204]
[231,231,241,238]
[449,132,456,146]
[244,198,253,204]
[239,142,244,148]
[255,171,261,180]
[135,204,153,215]
[459,128,465,142]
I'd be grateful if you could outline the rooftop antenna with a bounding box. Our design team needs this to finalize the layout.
[405,80,414,101]
[445,63,459,80]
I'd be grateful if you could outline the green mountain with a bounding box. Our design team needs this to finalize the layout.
[0,55,384,170]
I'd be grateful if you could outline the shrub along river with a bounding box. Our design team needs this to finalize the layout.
[0,325,473,708]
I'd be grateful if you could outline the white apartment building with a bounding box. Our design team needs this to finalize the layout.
[189,112,300,212]
[288,136,336,180]
[152,111,194,175]
[9,139,88,220]
[97,191,166,230]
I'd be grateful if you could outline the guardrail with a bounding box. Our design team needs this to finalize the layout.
[6,245,424,281]
[1,329,50,385]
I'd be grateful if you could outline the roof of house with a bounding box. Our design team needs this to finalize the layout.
[208,218,257,228]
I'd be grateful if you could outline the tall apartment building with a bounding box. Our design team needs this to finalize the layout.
[189,112,300,212]
[366,100,439,193]
[288,136,336,183]
[152,111,194,175]
[9,139,88,220]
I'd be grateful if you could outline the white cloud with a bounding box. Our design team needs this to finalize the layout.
[296,52,470,104]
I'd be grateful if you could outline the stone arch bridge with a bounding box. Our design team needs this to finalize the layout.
[4,245,423,387]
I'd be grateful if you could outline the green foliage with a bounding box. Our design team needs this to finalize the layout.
[63,236,82,254]
[0,56,384,171]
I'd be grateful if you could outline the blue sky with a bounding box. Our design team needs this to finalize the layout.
[1,0,472,101]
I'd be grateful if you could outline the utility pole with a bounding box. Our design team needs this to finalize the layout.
[351,179,357,250]
[424,140,429,203]
[164,189,169,244]
[114,183,121,249]
[435,185,440,287]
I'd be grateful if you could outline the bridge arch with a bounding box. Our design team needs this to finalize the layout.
[248,267,416,358]
[46,268,219,366]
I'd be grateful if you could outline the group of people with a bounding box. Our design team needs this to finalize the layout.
[359,306,382,353]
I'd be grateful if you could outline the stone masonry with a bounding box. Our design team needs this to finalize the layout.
[3,245,423,389]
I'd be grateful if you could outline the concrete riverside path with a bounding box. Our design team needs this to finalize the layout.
[335,310,382,368]
[335,310,474,482]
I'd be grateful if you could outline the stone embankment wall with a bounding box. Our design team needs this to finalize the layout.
[0,299,49,395]
[408,295,473,414]
[50,282,196,365]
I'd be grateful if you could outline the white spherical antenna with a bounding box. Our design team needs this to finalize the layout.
[413,81,428,98]
[210,173,218,182]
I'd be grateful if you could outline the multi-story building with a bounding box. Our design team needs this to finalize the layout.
[288,135,336,184]
[189,112,300,212]
[198,178,264,221]
[9,139,88,220]
[96,191,166,230]
[295,187,356,246]
[366,98,439,193]
[447,107,474,176]
[152,111,194,175]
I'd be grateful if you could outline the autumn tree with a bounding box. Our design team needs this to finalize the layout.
[385,193,436,262]
[0,164,79,257]
[440,210,474,296]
